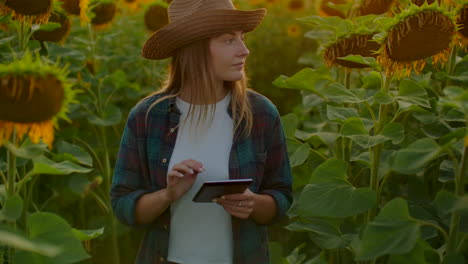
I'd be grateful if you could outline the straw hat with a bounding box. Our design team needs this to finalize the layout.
[141,0,266,60]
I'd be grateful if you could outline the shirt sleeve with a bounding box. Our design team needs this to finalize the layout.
[259,108,293,224]
[110,108,152,228]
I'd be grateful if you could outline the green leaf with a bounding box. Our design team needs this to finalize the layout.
[71,228,104,241]
[373,91,395,105]
[320,83,365,103]
[397,79,430,108]
[4,139,47,159]
[0,194,23,221]
[0,225,61,257]
[443,108,465,122]
[304,30,334,40]
[14,212,90,263]
[281,113,299,138]
[391,138,441,174]
[434,190,458,217]
[290,143,311,168]
[287,219,351,249]
[439,160,455,182]
[298,159,376,218]
[421,121,452,139]
[362,71,381,89]
[356,198,420,261]
[55,141,93,167]
[326,105,359,122]
[35,22,61,32]
[272,68,331,92]
[341,117,367,136]
[380,122,405,144]
[31,156,93,176]
[338,55,378,67]
[388,240,430,264]
[87,104,122,127]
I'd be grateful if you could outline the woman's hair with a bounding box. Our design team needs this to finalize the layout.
[143,37,253,139]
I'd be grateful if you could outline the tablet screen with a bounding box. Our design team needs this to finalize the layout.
[192,179,253,203]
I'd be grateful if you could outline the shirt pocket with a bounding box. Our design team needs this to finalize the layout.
[249,151,267,192]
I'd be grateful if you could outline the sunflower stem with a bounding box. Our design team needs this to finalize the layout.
[6,129,17,263]
[367,74,391,222]
[447,138,468,254]
[443,45,458,90]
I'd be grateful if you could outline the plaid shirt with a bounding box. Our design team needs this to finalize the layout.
[110,89,292,264]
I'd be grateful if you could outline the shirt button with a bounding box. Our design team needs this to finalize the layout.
[162,158,167,163]
[159,256,165,262]
[170,127,175,133]
[163,224,168,230]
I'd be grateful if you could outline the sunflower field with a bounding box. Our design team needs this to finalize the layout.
[0,0,467,263]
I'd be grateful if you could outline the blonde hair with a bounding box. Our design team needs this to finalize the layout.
[143,37,253,139]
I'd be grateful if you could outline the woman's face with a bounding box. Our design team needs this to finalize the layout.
[209,30,250,82]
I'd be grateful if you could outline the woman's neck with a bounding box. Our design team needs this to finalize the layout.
[179,85,229,105]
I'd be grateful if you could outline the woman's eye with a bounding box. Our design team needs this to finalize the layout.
[226,38,234,44]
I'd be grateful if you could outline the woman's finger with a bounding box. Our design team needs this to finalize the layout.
[172,163,196,175]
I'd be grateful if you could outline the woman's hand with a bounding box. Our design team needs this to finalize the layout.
[213,188,256,219]
[166,159,205,202]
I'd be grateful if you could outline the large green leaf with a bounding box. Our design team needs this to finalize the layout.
[388,240,434,264]
[320,83,365,104]
[341,118,404,148]
[0,194,23,221]
[4,139,47,159]
[289,143,311,168]
[326,105,359,123]
[397,79,430,108]
[55,141,93,167]
[31,156,93,176]
[298,159,376,218]
[87,104,122,127]
[272,68,331,92]
[390,138,441,174]
[281,113,299,139]
[287,219,351,249]
[14,212,90,264]
[0,225,61,257]
[338,55,378,68]
[355,198,420,261]
[71,228,104,241]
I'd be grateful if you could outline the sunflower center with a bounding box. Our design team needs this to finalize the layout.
[386,10,454,62]
[324,34,380,68]
[457,5,468,39]
[0,74,64,123]
[4,0,51,16]
[60,0,81,15]
[32,12,71,43]
[91,3,116,25]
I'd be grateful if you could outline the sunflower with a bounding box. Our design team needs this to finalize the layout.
[90,2,117,30]
[355,0,394,16]
[456,4,468,47]
[323,34,380,68]
[60,0,81,15]
[32,11,71,44]
[412,0,438,6]
[287,24,302,38]
[376,4,456,77]
[0,53,76,148]
[318,0,348,18]
[144,4,168,32]
[2,0,52,24]
[288,0,305,12]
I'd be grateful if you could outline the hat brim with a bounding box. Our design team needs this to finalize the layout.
[142,8,267,60]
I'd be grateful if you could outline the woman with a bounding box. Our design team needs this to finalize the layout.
[110,0,293,263]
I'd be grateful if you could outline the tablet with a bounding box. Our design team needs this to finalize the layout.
[192,179,253,203]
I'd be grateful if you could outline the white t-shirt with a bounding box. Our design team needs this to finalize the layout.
[167,91,234,264]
